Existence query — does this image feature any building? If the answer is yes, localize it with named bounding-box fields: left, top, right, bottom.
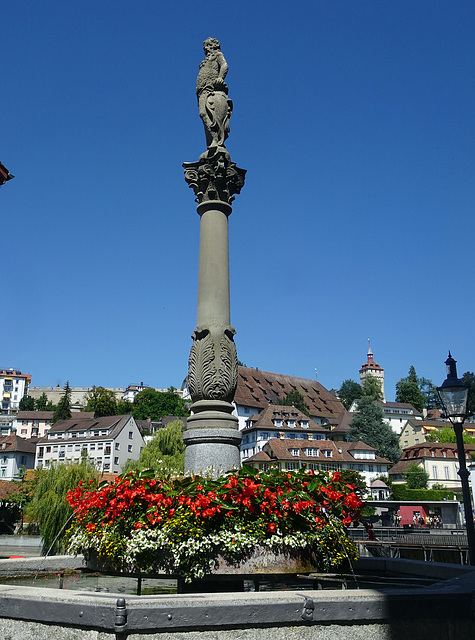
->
left=240, top=404, right=329, bottom=461
left=327, top=411, right=354, bottom=442
left=348, top=400, right=422, bottom=436
left=233, top=366, right=345, bottom=431
left=0, top=369, right=32, bottom=415
left=12, top=411, right=55, bottom=438
left=399, top=418, right=452, bottom=449
left=28, top=385, right=183, bottom=409
left=244, top=438, right=391, bottom=487
left=35, top=414, right=144, bottom=473
left=359, top=343, right=385, bottom=402
left=0, top=435, right=36, bottom=480
left=389, top=442, right=475, bottom=491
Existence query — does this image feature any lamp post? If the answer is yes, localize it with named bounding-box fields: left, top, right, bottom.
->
left=437, top=352, right=475, bottom=565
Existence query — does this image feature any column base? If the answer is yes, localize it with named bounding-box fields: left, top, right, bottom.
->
left=183, top=427, right=242, bottom=477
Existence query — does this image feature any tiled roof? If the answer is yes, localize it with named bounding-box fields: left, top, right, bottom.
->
left=243, top=404, right=328, bottom=435
left=263, top=438, right=391, bottom=465
left=235, top=367, right=345, bottom=419
left=16, top=411, right=55, bottom=420
left=0, top=434, right=36, bottom=454
left=38, top=415, right=135, bottom=443
left=329, top=411, right=354, bottom=434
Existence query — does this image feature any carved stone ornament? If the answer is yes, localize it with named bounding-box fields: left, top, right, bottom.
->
left=188, top=324, right=238, bottom=403
left=196, top=37, right=233, bottom=152
left=183, top=152, right=246, bottom=205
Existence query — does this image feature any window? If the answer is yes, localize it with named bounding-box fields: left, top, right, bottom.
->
left=53, top=445, right=58, bottom=452
left=114, top=457, right=119, bottom=465
left=128, top=431, right=133, bottom=439
left=115, top=443, right=120, bottom=450
left=444, top=466, right=450, bottom=480
left=304, top=448, right=319, bottom=457
left=286, top=462, right=297, bottom=470
left=38, top=447, right=44, bottom=457
left=322, top=450, right=332, bottom=458
left=432, top=466, right=438, bottom=479
left=46, top=446, right=51, bottom=453
left=90, top=444, right=95, bottom=451
left=290, top=448, right=300, bottom=457
left=21, top=429, right=27, bottom=435
left=128, top=445, right=133, bottom=453
left=75, top=444, right=80, bottom=451
left=287, top=420, right=296, bottom=428
left=300, top=421, right=309, bottom=429
left=273, top=420, right=283, bottom=427
left=368, top=465, right=374, bottom=472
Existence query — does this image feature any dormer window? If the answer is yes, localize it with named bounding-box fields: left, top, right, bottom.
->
left=322, top=450, right=332, bottom=458
left=304, top=448, right=319, bottom=457
left=287, top=420, right=296, bottom=428
left=300, top=421, right=309, bottom=429
left=290, top=448, right=300, bottom=457
left=273, top=419, right=283, bottom=427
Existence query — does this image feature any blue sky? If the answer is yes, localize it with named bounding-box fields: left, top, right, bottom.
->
left=2, top=2, right=474, bottom=400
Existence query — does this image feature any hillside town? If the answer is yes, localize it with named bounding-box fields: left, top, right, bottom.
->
left=1, top=345, right=474, bottom=518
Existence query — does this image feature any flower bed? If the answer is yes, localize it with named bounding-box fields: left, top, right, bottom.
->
left=65, top=467, right=363, bottom=583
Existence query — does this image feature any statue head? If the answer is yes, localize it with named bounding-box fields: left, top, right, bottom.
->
left=203, top=38, right=221, bottom=55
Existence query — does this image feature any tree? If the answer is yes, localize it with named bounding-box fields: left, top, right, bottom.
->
left=426, top=426, right=475, bottom=444
left=395, top=365, right=437, bottom=412
left=132, top=388, right=188, bottom=421
left=403, top=463, right=429, bottom=489
left=278, top=390, right=309, bottom=415
left=18, top=396, right=35, bottom=411
left=84, top=386, right=118, bottom=417
left=338, top=469, right=367, bottom=497
left=117, top=399, right=133, bottom=415
left=53, top=381, right=72, bottom=423
left=360, top=375, right=383, bottom=401
left=124, top=419, right=185, bottom=474
left=35, top=392, right=49, bottom=411
left=26, top=459, right=98, bottom=554
left=338, top=379, right=362, bottom=410
left=348, top=396, right=401, bottom=463
left=462, top=372, right=475, bottom=417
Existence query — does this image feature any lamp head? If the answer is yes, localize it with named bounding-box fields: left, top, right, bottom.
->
left=437, top=352, right=468, bottom=419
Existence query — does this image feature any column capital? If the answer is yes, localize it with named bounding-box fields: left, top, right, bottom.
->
left=183, top=151, right=246, bottom=206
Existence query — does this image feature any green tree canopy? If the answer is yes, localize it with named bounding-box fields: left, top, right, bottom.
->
left=26, top=459, right=98, bottom=554
left=338, top=379, right=362, bottom=410
left=426, top=426, right=475, bottom=444
left=338, top=469, right=367, bottom=497
left=403, top=463, right=429, bottom=489
left=18, top=396, right=35, bottom=411
left=124, top=419, right=185, bottom=475
left=348, top=396, right=401, bottom=463
left=132, top=388, right=188, bottom=421
left=53, top=381, right=72, bottom=423
left=84, top=386, right=118, bottom=417
left=360, top=375, right=384, bottom=401
left=117, top=399, right=133, bottom=415
left=35, top=392, right=49, bottom=411
left=277, top=390, right=309, bottom=415
left=395, top=366, right=437, bottom=412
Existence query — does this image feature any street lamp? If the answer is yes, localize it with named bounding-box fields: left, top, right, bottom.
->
left=437, top=352, right=475, bottom=565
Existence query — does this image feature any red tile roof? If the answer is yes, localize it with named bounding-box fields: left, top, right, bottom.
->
left=235, top=367, right=345, bottom=419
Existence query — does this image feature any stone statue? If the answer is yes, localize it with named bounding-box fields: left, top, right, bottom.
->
left=196, top=38, right=233, bottom=154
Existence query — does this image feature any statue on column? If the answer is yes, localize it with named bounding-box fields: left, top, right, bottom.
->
left=196, top=38, right=233, bottom=156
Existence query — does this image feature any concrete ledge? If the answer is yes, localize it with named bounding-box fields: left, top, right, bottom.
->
left=0, top=554, right=86, bottom=577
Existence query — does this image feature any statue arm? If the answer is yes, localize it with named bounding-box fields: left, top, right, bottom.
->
left=215, top=52, right=229, bottom=86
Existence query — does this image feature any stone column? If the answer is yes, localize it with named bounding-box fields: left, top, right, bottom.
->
left=183, top=152, right=246, bottom=476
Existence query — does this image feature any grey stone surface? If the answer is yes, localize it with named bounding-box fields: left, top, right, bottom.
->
left=0, top=554, right=85, bottom=577
left=196, top=38, right=232, bottom=154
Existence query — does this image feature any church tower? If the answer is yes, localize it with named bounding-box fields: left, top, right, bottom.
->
left=359, top=341, right=385, bottom=402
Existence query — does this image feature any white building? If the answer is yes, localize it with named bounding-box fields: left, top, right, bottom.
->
left=0, top=369, right=31, bottom=415
left=35, top=414, right=144, bottom=474
left=13, top=411, right=55, bottom=438
left=0, top=435, right=36, bottom=480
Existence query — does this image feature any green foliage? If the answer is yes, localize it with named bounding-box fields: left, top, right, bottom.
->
left=26, top=460, right=98, bottom=554
left=18, top=396, right=35, bottom=411
left=117, top=400, right=133, bottom=415
left=35, top=392, right=49, bottom=411
left=426, top=426, right=475, bottom=444
left=395, top=366, right=437, bottom=412
left=277, top=390, right=309, bottom=415
left=349, top=396, right=401, bottom=463
left=462, top=372, right=475, bottom=417
left=402, top=463, right=429, bottom=489
left=132, top=388, right=188, bottom=421
left=338, top=469, right=367, bottom=496
left=53, top=381, right=72, bottom=423
left=391, top=484, right=454, bottom=502
left=125, top=419, right=185, bottom=474
left=360, top=376, right=383, bottom=401
left=338, top=379, right=362, bottom=410
left=84, top=386, right=118, bottom=417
